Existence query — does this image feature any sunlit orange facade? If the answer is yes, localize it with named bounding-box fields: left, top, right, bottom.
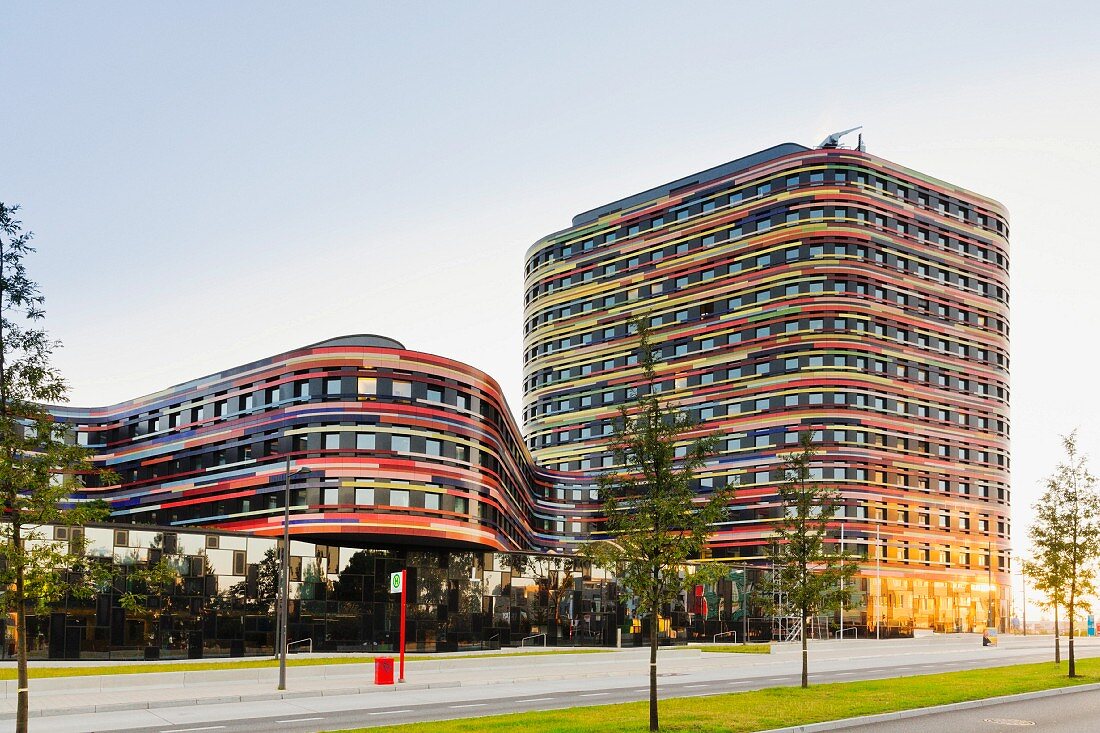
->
left=522, top=142, right=1010, bottom=631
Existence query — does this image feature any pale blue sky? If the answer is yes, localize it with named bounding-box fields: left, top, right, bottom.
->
left=4, top=2, right=1100, bottom=577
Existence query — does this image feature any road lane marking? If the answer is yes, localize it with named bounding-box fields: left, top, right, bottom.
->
left=368, top=710, right=411, bottom=715
left=684, top=684, right=709, bottom=688
left=162, top=728, right=225, bottom=733
left=580, top=693, right=610, bottom=697
left=276, top=718, right=325, bottom=724
left=449, top=703, right=488, bottom=708
left=516, top=697, right=556, bottom=703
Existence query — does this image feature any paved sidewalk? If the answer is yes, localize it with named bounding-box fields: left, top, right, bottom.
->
left=0, top=634, right=1093, bottom=721
left=0, top=648, right=696, bottom=718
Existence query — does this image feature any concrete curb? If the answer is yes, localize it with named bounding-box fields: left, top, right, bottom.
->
left=758, top=682, right=1100, bottom=733
left=2, top=681, right=451, bottom=719
left=0, top=668, right=649, bottom=720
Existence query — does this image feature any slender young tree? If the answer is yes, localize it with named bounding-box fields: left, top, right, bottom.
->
left=763, top=431, right=857, bottom=688
left=1022, top=554, right=1067, bottom=664
left=0, top=202, right=109, bottom=733
left=583, top=322, right=731, bottom=732
left=1025, top=431, right=1100, bottom=676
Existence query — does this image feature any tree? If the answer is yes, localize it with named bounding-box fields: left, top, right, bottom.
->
left=1022, top=553, right=1067, bottom=663
left=118, top=556, right=183, bottom=648
left=582, top=322, right=731, bottom=732
left=503, top=553, right=578, bottom=640
left=763, top=431, right=857, bottom=688
left=227, top=546, right=280, bottom=612
left=0, top=202, right=110, bottom=733
left=1024, top=431, right=1100, bottom=676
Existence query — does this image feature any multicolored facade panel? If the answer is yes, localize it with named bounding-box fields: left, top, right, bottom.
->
left=521, top=143, right=1011, bottom=631
left=50, top=141, right=1011, bottom=632
left=52, top=336, right=597, bottom=555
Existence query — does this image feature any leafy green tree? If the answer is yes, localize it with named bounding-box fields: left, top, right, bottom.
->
left=1024, top=431, right=1100, bottom=676
left=582, top=322, right=730, bottom=732
left=763, top=431, right=857, bottom=688
left=0, top=202, right=110, bottom=732
left=119, top=556, right=182, bottom=647
left=228, top=546, right=280, bottom=611
left=503, top=553, right=577, bottom=638
left=1022, top=553, right=1067, bottom=663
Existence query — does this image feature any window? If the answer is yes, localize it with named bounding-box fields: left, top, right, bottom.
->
left=425, top=439, right=442, bottom=456
left=358, top=377, right=377, bottom=395
left=114, top=530, right=129, bottom=547
left=324, top=433, right=340, bottom=450
left=390, top=490, right=410, bottom=507
left=426, top=386, right=443, bottom=402
left=325, top=378, right=341, bottom=396
left=424, top=493, right=440, bottom=511
left=355, top=487, right=375, bottom=505
left=323, top=487, right=339, bottom=505
left=391, top=435, right=411, bottom=452
left=392, top=381, right=412, bottom=398
left=233, top=551, right=246, bottom=576
left=356, top=433, right=375, bottom=450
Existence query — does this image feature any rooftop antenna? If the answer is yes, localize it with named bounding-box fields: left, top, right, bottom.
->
left=818, top=126, right=863, bottom=149
left=857, top=133, right=865, bottom=152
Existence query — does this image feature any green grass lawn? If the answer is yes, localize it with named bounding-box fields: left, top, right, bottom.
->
left=699, top=644, right=771, bottom=654
left=334, top=657, right=1100, bottom=733
left=0, top=648, right=610, bottom=680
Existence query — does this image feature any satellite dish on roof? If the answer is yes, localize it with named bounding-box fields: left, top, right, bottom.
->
left=818, top=126, right=863, bottom=149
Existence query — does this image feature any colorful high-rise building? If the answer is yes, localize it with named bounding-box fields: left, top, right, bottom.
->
left=522, top=140, right=1010, bottom=631
left=50, top=137, right=1010, bottom=634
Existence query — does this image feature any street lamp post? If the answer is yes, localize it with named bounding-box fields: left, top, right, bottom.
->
left=839, top=523, right=845, bottom=642
left=986, top=541, right=993, bottom=630
left=278, top=455, right=308, bottom=691
left=875, top=525, right=881, bottom=641
left=1022, top=570, right=1028, bottom=636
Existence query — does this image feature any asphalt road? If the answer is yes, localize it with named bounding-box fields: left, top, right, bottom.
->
left=48, top=648, right=1098, bottom=733
left=841, top=686, right=1100, bottom=732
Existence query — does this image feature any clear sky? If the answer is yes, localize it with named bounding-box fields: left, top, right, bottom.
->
left=3, top=2, right=1099, bottom=592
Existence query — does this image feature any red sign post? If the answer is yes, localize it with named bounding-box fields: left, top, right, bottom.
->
left=399, top=569, right=407, bottom=682
left=389, top=570, right=408, bottom=683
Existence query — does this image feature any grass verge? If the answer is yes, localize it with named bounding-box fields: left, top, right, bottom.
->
left=0, top=648, right=610, bottom=680
left=699, top=644, right=771, bottom=655
left=334, top=656, right=1100, bottom=733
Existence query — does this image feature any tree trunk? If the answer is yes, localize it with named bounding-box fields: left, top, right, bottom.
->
left=14, top=523, right=29, bottom=733
left=1054, top=601, right=1061, bottom=664
left=649, top=592, right=659, bottom=731
left=801, top=610, right=809, bottom=688
left=1068, top=597, right=1077, bottom=677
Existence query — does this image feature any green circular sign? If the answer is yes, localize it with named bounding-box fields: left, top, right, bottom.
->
left=391, top=572, right=401, bottom=591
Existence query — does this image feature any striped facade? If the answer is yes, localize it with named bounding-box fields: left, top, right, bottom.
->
left=521, top=142, right=1011, bottom=631
left=54, top=336, right=596, bottom=554
left=49, top=140, right=1011, bottom=632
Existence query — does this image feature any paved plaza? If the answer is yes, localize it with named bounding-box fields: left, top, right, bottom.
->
left=0, top=635, right=1093, bottom=733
